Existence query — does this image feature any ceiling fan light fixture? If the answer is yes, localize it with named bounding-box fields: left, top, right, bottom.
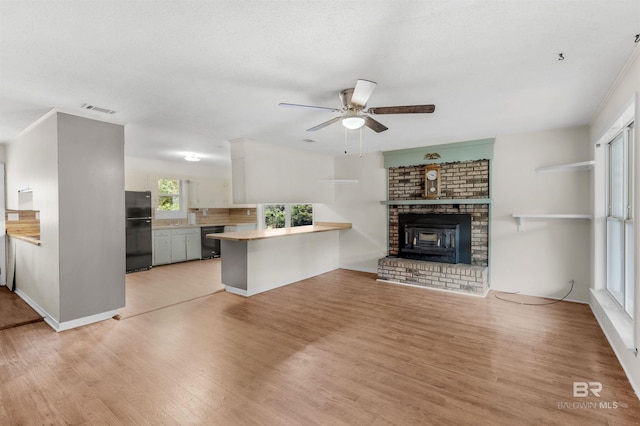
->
left=342, top=116, right=365, bottom=130
left=184, top=154, right=201, bottom=162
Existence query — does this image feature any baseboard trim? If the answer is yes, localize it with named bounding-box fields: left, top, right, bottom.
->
left=54, top=310, right=119, bottom=332
left=224, top=286, right=249, bottom=297
left=14, top=288, right=49, bottom=317
left=14, top=288, right=118, bottom=332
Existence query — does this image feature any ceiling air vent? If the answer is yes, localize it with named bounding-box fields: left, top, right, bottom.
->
left=80, top=103, right=116, bottom=114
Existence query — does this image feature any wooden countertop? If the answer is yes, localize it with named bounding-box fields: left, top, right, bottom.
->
left=8, top=233, right=42, bottom=246
left=207, top=222, right=352, bottom=241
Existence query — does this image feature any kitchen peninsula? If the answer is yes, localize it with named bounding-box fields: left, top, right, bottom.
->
left=210, top=222, right=351, bottom=296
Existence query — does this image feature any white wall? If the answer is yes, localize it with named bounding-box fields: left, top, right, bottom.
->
left=125, top=156, right=231, bottom=183
left=5, top=111, right=61, bottom=319
left=314, top=153, right=388, bottom=272
left=491, top=126, right=592, bottom=302
left=57, top=113, right=125, bottom=322
left=230, top=138, right=334, bottom=204
left=246, top=231, right=340, bottom=295
left=125, top=156, right=232, bottom=211
left=5, top=111, right=126, bottom=328
left=225, top=141, right=386, bottom=272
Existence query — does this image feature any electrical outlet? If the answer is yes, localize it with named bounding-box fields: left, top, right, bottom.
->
left=246, top=209, right=250, bottom=216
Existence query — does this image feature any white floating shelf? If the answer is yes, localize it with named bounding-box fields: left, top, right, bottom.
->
left=511, top=213, right=593, bottom=231
left=535, top=160, right=595, bottom=173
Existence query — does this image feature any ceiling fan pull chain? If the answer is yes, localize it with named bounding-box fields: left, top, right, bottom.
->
left=359, top=128, right=363, bottom=157
left=344, top=127, right=348, bottom=154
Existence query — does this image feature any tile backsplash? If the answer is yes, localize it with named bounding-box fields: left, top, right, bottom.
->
left=5, top=209, right=41, bottom=237
left=152, top=208, right=257, bottom=227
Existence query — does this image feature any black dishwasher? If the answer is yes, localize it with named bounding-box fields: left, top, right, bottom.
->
left=201, top=226, right=225, bottom=259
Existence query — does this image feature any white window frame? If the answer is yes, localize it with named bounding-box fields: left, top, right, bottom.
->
left=155, top=179, right=188, bottom=220
left=606, top=121, right=635, bottom=318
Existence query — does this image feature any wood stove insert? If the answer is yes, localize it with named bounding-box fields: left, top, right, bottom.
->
left=398, top=213, right=472, bottom=264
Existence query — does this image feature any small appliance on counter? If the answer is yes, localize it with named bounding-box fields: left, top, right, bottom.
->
left=125, top=191, right=152, bottom=272
left=188, top=212, right=196, bottom=225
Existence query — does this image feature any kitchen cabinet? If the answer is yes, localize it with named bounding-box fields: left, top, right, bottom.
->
left=170, top=232, right=188, bottom=262
left=170, top=228, right=201, bottom=262
left=153, top=227, right=200, bottom=265
left=153, top=230, right=172, bottom=265
left=188, top=179, right=232, bottom=208
left=125, top=171, right=150, bottom=191
left=186, top=230, right=200, bottom=260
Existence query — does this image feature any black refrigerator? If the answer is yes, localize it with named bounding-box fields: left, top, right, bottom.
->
left=125, top=191, right=152, bottom=272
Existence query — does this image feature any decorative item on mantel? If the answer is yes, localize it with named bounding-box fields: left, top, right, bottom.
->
left=423, top=152, right=441, bottom=160
left=424, top=164, right=441, bottom=199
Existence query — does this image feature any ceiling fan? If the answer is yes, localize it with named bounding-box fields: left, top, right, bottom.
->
left=279, top=79, right=435, bottom=133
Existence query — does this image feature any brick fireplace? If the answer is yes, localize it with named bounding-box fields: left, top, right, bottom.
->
left=378, top=158, right=491, bottom=295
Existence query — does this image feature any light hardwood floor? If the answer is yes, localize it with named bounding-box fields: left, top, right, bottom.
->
left=118, top=259, right=224, bottom=319
left=0, top=269, right=638, bottom=425
left=0, top=286, right=42, bottom=330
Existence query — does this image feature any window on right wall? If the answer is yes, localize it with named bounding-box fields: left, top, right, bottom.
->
left=606, top=121, right=635, bottom=318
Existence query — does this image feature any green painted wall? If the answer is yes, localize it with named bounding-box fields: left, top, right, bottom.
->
left=383, top=138, right=495, bottom=168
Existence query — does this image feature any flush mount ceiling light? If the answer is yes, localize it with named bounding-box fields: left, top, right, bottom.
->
left=184, top=154, right=201, bottom=162
left=341, top=113, right=365, bottom=130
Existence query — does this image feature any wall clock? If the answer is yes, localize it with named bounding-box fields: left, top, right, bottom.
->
left=425, top=164, right=441, bottom=199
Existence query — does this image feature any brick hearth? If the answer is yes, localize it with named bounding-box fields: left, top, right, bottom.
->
left=378, top=257, right=489, bottom=296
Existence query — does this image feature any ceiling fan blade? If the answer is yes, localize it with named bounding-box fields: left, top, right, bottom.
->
left=279, top=103, right=341, bottom=113
left=350, top=79, right=377, bottom=107
left=364, top=116, right=388, bottom=133
left=367, top=104, right=436, bottom=114
left=307, top=116, right=342, bottom=131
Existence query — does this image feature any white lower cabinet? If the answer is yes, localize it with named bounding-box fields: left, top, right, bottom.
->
left=170, top=233, right=188, bottom=263
left=186, top=231, right=201, bottom=260
left=153, top=227, right=201, bottom=265
left=153, top=230, right=172, bottom=265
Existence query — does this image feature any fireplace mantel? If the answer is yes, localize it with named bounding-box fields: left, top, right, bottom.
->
left=381, top=198, right=492, bottom=205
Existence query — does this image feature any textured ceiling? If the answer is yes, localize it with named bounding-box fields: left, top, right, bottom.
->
left=1, top=0, right=639, bottom=167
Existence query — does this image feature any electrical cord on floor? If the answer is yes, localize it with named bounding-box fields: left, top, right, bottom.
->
left=494, top=280, right=574, bottom=306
